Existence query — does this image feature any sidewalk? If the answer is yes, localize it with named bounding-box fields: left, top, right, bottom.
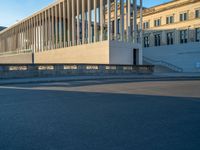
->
left=0, top=73, right=200, bottom=85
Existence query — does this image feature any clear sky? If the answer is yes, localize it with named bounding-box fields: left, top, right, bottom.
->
left=0, top=0, right=171, bottom=27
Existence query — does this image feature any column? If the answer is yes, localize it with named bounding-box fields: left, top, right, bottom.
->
left=34, top=17, right=36, bottom=53
left=139, top=0, right=143, bottom=65
left=48, top=8, right=51, bottom=50
left=94, top=0, right=97, bottom=42
left=55, top=5, right=58, bottom=48
left=59, top=2, right=63, bottom=48
left=77, top=0, right=80, bottom=44
left=127, top=0, right=131, bottom=42
left=133, top=0, right=137, bottom=44
left=100, top=0, right=103, bottom=41
left=45, top=11, right=48, bottom=50
left=22, top=23, right=24, bottom=50
left=120, top=0, right=124, bottom=41
left=67, top=0, right=71, bottom=46
left=126, top=0, right=128, bottom=41
left=32, top=18, right=34, bottom=52
left=38, top=14, right=41, bottom=52
left=41, top=13, right=44, bottom=51
left=63, top=0, right=66, bottom=47
left=114, top=0, right=118, bottom=40
left=82, top=0, right=85, bottom=44
left=107, top=0, right=111, bottom=41
left=140, top=0, right=143, bottom=45
left=37, top=15, right=39, bottom=52
left=72, top=0, right=75, bottom=45
left=25, top=22, right=27, bottom=50
left=52, top=7, right=55, bottom=49
left=28, top=20, right=30, bottom=51
left=88, top=0, right=91, bottom=43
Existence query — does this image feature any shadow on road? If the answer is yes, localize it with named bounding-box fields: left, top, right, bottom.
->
left=0, top=86, right=200, bottom=150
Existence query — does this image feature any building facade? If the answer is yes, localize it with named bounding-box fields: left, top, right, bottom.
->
left=141, top=0, right=200, bottom=72
left=0, top=0, right=143, bottom=65
left=0, top=0, right=199, bottom=68
left=140, top=0, right=200, bottom=48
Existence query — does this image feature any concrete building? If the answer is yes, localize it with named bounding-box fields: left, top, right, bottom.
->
left=139, top=0, right=200, bottom=72
left=0, top=0, right=143, bottom=65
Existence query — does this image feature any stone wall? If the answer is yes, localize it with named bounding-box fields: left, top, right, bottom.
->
left=0, top=64, right=154, bottom=79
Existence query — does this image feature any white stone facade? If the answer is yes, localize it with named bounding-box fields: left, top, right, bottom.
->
left=0, top=0, right=143, bottom=65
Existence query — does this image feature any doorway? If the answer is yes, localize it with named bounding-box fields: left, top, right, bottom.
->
left=133, top=49, right=139, bottom=65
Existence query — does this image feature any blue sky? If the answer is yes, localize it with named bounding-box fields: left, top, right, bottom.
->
left=0, top=0, right=171, bottom=27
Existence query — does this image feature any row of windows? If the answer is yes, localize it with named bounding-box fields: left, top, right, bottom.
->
left=143, top=28, right=200, bottom=47
left=143, top=9, right=200, bottom=29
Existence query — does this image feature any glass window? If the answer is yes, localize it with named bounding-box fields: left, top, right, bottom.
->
left=143, top=22, right=149, bottom=29
left=180, top=30, right=188, bottom=43
left=144, top=36, right=150, bottom=47
left=154, top=19, right=161, bottom=27
left=180, top=12, right=188, bottom=21
left=196, top=28, right=200, bottom=42
left=166, top=16, right=174, bottom=24
left=154, top=34, right=161, bottom=46
left=195, top=10, right=200, bottom=18
left=167, top=32, right=174, bottom=45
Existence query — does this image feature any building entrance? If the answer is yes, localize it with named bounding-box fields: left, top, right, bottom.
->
left=133, top=49, right=139, bottom=65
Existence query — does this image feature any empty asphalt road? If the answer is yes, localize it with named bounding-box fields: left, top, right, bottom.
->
left=0, top=79, right=200, bottom=150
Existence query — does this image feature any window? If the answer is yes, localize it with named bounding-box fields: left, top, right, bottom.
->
left=143, top=22, right=149, bottom=29
left=195, top=9, right=200, bottom=18
left=180, top=30, right=188, bottom=43
left=166, top=16, right=174, bottom=24
left=180, top=12, right=188, bottom=21
left=154, top=34, right=161, bottom=46
left=144, top=36, right=150, bottom=47
left=154, top=19, right=161, bottom=27
left=196, top=28, right=200, bottom=42
left=167, top=32, right=174, bottom=45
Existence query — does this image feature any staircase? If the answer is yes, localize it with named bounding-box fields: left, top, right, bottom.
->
left=143, top=56, right=183, bottom=73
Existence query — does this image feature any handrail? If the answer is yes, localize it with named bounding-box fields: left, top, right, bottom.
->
left=143, top=56, right=183, bottom=72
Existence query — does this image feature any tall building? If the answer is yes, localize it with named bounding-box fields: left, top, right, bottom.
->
left=0, top=0, right=143, bottom=65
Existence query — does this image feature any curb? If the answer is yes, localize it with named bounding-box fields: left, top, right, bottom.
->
left=0, top=75, right=200, bottom=85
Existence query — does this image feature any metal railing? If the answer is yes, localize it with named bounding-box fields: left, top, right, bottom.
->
left=143, top=56, right=183, bottom=72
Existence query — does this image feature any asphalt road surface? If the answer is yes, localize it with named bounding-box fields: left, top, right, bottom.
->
left=0, top=79, right=200, bottom=150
